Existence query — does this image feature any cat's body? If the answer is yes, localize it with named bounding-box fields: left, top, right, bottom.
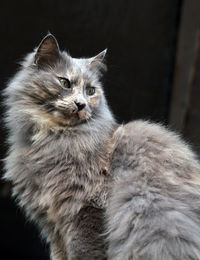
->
left=3, top=34, right=200, bottom=260
left=5, top=120, right=112, bottom=259
left=108, top=121, right=200, bottom=260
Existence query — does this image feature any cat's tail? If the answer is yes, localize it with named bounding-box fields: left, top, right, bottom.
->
left=106, top=120, right=200, bottom=260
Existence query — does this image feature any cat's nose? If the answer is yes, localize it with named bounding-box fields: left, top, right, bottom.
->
left=74, top=101, right=86, bottom=111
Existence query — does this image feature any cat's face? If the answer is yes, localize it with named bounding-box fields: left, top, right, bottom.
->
left=13, top=34, right=108, bottom=129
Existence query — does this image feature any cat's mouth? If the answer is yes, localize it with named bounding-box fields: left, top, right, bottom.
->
left=54, top=101, right=91, bottom=120
left=50, top=108, right=91, bottom=127
left=74, top=110, right=92, bottom=125
left=77, top=110, right=90, bottom=120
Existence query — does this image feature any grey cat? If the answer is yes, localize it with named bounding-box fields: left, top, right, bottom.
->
left=3, top=34, right=200, bottom=260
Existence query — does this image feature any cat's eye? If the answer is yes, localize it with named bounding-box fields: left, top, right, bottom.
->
left=86, top=86, right=95, bottom=96
left=58, top=77, right=71, bottom=89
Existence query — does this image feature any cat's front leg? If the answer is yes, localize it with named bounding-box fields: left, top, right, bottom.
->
left=62, top=206, right=107, bottom=260
left=50, top=232, right=68, bottom=260
left=50, top=244, right=67, bottom=260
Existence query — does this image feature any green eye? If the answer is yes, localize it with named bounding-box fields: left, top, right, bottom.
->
left=59, top=78, right=71, bottom=88
left=86, top=86, right=95, bottom=96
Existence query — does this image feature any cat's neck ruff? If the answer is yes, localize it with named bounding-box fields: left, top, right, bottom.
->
left=30, top=115, right=115, bottom=154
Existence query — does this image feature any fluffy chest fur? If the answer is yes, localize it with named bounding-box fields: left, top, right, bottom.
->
left=6, top=130, right=111, bottom=226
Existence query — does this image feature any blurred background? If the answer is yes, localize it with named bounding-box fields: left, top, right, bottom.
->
left=1, top=0, right=200, bottom=259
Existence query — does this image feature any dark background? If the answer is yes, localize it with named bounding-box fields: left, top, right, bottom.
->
left=1, top=0, right=200, bottom=259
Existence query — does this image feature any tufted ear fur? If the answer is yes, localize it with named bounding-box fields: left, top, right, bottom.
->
left=89, top=49, right=107, bottom=71
left=34, top=34, right=60, bottom=68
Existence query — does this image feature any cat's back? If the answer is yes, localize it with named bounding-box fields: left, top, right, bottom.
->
left=107, top=120, right=200, bottom=260
left=110, top=120, right=200, bottom=181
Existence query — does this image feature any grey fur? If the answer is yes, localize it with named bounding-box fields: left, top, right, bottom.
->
left=3, top=35, right=200, bottom=260
left=3, top=34, right=115, bottom=260
left=107, top=121, right=200, bottom=260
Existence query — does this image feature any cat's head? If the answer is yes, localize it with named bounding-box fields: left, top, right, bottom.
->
left=6, top=34, right=114, bottom=133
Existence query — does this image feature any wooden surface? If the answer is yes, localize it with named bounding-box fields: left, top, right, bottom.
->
left=169, top=0, right=200, bottom=153
left=183, top=31, right=200, bottom=153
left=169, top=0, right=200, bottom=130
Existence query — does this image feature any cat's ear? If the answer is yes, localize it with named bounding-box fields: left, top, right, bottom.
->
left=88, top=49, right=107, bottom=71
left=91, top=49, right=107, bottom=64
left=34, top=34, right=60, bottom=67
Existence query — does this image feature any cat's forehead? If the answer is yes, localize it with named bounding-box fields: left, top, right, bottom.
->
left=55, top=52, right=101, bottom=84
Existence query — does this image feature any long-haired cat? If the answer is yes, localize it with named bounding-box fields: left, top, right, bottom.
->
left=3, top=34, right=200, bottom=260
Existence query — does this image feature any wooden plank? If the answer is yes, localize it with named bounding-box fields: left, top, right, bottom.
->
left=169, top=0, right=200, bottom=131
left=183, top=30, right=200, bottom=153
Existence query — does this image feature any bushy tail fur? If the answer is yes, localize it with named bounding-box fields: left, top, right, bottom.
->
left=106, top=120, right=200, bottom=260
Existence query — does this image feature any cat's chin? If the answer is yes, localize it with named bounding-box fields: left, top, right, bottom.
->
left=49, top=109, right=91, bottom=127
left=50, top=112, right=92, bottom=129
left=65, top=118, right=90, bottom=127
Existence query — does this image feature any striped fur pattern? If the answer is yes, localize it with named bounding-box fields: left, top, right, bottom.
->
left=3, top=35, right=200, bottom=260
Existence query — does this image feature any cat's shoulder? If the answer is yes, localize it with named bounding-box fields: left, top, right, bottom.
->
left=111, top=119, right=197, bottom=161
left=112, top=119, right=180, bottom=144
